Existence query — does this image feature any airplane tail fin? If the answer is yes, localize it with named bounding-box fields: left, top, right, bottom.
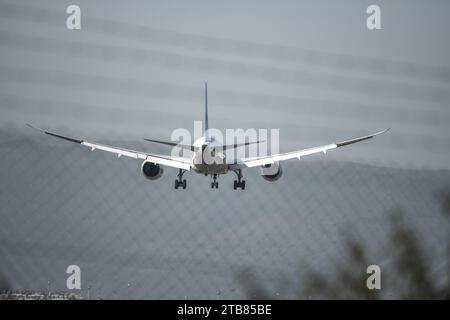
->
left=204, top=82, right=208, bottom=139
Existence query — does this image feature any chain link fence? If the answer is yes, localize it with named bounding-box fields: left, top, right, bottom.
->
left=0, top=0, right=449, bottom=299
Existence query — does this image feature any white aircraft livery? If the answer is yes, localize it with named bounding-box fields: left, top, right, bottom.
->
left=27, top=83, right=389, bottom=190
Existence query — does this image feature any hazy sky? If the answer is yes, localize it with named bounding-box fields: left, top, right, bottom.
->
left=1, top=0, right=449, bottom=169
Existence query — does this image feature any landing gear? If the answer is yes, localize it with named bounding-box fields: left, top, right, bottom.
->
left=233, top=180, right=245, bottom=190
left=211, top=174, right=219, bottom=189
left=174, top=169, right=187, bottom=189
left=233, top=169, right=246, bottom=190
left=175, top=179, right=187, bottom=189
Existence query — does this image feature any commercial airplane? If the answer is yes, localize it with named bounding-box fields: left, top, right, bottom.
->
left=27, top=83, right=389, bottom=190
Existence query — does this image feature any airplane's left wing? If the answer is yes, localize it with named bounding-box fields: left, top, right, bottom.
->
left=229, top=129, right=389, bottom=170
left=27, top=124, right=191, bottom=170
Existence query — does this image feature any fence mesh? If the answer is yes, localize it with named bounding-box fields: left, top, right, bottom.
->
left=0, top=0, right=449, bottom=299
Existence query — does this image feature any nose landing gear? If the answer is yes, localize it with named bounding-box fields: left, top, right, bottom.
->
left=174, top=169, right=187, bottom=189
left=211, top=174, right=219, bottom=189
left=233, top=169, right=245, bottom=190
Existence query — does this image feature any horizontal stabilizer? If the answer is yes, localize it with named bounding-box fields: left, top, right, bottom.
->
left=220, top=140, right=265, bottom=151
left=143, top=138, right=195, bottom=151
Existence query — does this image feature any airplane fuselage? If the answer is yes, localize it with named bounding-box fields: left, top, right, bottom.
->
left=191, top=138, right=229, bottom=175
left=191, top=155, right=228, bottom=175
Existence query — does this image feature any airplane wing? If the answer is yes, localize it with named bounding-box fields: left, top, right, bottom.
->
left=228, top=129, right=389, bottom=170
left=27, top=124, right=191, bottom=170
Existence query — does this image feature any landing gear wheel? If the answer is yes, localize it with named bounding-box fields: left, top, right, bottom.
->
left=211, top=182, right=219, bottom=189
left=175, top=169, right=187, bottom=190
left=233, top=180, right=246, bottom=190
left=233, top=169, right=246, bottom=190
left=211, top=174, right=219, bottom=189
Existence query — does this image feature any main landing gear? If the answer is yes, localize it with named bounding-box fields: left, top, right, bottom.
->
left=174, top=169, right=187, bottom=189
left=211, top=174, right=219, bottom=189
left=233, top=169, right=245, bottom=190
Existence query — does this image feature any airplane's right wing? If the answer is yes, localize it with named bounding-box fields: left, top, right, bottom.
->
left=229, top=129, right=389, bottom=170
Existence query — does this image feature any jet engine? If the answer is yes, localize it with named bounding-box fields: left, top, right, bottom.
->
left=141, top=161, right=164, bottom=180
left=260, top=162, right=282, bottom=182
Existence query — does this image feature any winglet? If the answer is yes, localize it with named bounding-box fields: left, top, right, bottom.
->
left=336, top=128, right=390, bottom=147
left=26, top=123, right=83, bottom=144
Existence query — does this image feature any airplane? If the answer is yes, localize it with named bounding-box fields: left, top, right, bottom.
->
left=27, top=83, right=389, bottom=190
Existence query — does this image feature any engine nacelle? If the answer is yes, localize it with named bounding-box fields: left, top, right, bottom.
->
left=260, top=162, right=283, bottom=182
left=141, top=161, right=164, bottom=180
